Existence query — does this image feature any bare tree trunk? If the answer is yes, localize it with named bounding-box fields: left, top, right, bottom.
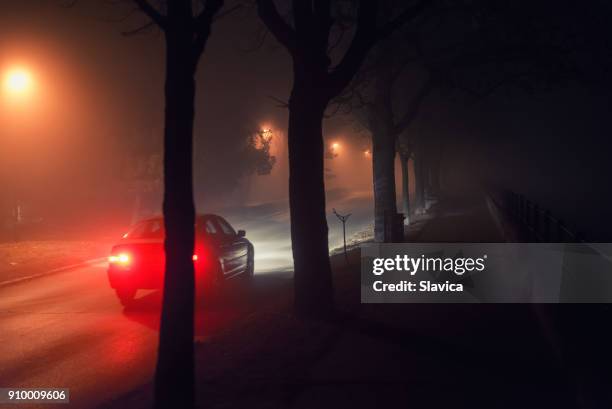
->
left=155, top=29, right=196, bottom=409
left=256, top=0, right=426, bottom=318
left=288, top=86, right=333, bottom=319
left=372, top=130, right=398, bottom=242
left=414, top=152, right=426, bottom=214
left=430, top=155, right=441, bottom=196
left=400, top=152, right=411, bottom=225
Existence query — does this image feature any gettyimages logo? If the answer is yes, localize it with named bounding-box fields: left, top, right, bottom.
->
left=371, top=254, right=488, bottom=276
left=363, top=243, right=612, bottom=303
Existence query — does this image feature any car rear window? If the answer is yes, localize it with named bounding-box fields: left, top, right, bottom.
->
left=203, top=219, right=218, bottom=235
left=127, top=220, right=165, bottom=239
left=216, top=217, right=236, bottom=236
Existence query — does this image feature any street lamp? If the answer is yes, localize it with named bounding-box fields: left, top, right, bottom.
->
left=261, top=128, right=273, bottom=142
left=5, top=69, right=32, bottom=93
left=332, top=208, right=351, bottom=264
left=329, top=142, right=340, bottom=158
left=2, top=66, right=36, bottom=241
left=3, top=67, right=34, bottom=99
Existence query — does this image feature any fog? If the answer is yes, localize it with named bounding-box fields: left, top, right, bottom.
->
left=0, top=1, right=382, bottom=270
left=217, top=132, right=378, bottom=271
left=1, top=1, right=612, bottom=272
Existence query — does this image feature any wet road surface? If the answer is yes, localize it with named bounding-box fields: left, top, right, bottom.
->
left=0, top=262, right=291, bottom=409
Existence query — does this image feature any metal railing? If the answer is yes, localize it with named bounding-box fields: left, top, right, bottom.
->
left=501, top=190, right=585, bottom=243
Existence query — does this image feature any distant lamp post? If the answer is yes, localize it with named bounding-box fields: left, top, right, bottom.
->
left=2, top=66, right=36, bottom=241
left=326, top=141, right=340, bottom=159
left=333, top=208, right=351, bottom=263
left=261, top=128, right=273, bottom=142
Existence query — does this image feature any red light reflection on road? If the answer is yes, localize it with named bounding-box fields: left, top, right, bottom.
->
left=121, top=290, right=241, bottom=339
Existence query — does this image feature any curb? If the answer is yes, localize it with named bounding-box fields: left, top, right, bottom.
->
left=0, top=257, right=107, bottom=288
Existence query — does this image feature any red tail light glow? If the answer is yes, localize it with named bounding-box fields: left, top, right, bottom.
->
left=109, top=252, right=198, bottom=266
left=109, top=253, right=131, bottom=266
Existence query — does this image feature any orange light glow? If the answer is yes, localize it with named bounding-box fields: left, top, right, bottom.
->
left=364, top=149, right=371, bottom=157
left=192, top=254, right=198, bottom=261
left=261, top=128, right=272, bottom=140
left=332, top=142, right=340, bottom=150
left=4, top=68, right=33, bottom=95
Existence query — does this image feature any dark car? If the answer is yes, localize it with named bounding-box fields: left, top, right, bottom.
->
left=107, top=214, right=254, bottom=305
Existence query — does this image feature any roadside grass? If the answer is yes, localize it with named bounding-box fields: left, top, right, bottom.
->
left=0, top=240, right=112, bottom=284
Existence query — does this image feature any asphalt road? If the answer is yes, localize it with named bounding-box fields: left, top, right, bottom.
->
left=0, top=262, right=291, bottom=409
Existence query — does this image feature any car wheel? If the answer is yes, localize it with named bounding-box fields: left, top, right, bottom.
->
left=116, top=287, right=136, bottom=306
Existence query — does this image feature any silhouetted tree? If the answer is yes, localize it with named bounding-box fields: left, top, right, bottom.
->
left=413, top=138, right=426, bottom=213
left=339, top=59, right=432, bottom=240
left=340, top=0, right=612, bottom=241
left=328, top=2, right=439, bottom=241
left=128, top=1, right=225, bottom=408
left=256, top=0, right=427, bottom=318
left=234, top=128, right=277, bottom=203
left=242, top=127, right=277, bottom=176
left=397, top=132, right=413, bottom=224
left=405, top=127, right=439, bottom=216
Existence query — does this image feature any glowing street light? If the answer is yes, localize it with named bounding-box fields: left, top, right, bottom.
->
left=364, top=149, right=371, bottom=157
left=2, top=66, right=37, bottom=241
left=261, top=128, right=273, bottom=143
left=3, top=68, right=34, bottom=97
left=327, top=141, right=341, bottom=158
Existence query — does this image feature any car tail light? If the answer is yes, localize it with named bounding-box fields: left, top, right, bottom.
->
left=109, top=252, right=198, bottom=265
left=109, top=253, right=131, bottom=266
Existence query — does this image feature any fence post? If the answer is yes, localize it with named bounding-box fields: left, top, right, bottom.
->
left=544, top=210, right=551, bottom=242
left=533, top=204, right=540, bottom=241
left=512, top=194, right=584, bottom=243
left=525, top=199, right=531, bottom=228
left=557, top=219, right=566, bottom=243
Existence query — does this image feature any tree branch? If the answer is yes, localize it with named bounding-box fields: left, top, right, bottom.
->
left=313, top=0, right=331, bottom=25
left=192, top=0, right=225, bottom=67
left=375, top=0, right=428, bottom=42
left=327, top=1, right=378, bottom=97
left=267, top=95, right=289, bottom=108
left=293, top=0, right=313, bottom=37
left=122, top=20, right=157, bottom=36
left=256, top=0, right=297, bottom=53
left=328, top=1, right=428, bottom=98
left=213, top=2, right=243, bottom=21
left=455, top=69, right=534, bottom=100
left=393, top=77, right=433, bottom=135
left=194, top=0, right=224, bottom=30
left=313, top=0, right=332, bottom=48
left=132, top=0, right=167, bottom=29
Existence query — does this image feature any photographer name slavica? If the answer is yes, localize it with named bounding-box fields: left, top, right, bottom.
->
left=370, top=254, right=487, bottom=292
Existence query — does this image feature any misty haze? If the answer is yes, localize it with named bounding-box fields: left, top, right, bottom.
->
left=1, top=1, right=612, bottom=409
